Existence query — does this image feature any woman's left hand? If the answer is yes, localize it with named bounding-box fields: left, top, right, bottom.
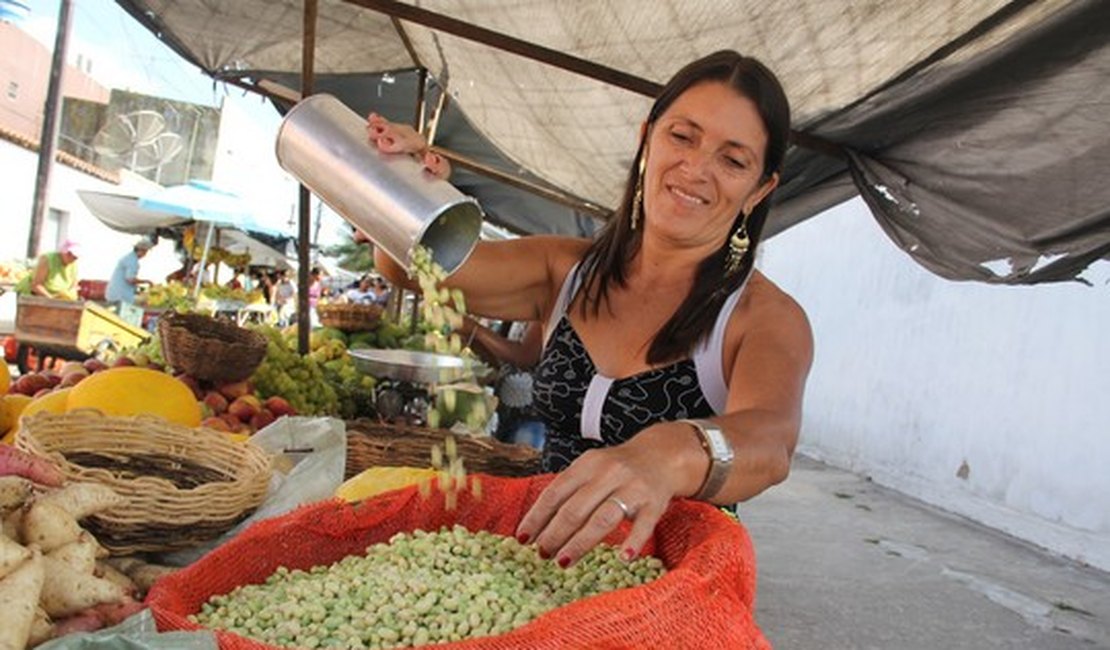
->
left=515, top=431, right=694, bottom=567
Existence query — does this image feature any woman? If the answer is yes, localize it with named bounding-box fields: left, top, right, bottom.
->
left=370, top=51, right=813, bottom=568
left=16, top=240, right=81, bottom=300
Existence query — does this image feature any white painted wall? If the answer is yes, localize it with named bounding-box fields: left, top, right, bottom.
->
left=760, top=197, right=1110, bottom=572
left=0, top=142, right=180, bottom=281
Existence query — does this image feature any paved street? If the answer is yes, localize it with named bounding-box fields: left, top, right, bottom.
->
left=742, top=456, right=1109, bottom=649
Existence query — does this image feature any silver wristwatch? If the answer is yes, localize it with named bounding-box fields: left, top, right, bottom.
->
left=681, top=419, right=735, bottom=501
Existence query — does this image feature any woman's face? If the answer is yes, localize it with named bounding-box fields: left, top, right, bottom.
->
left=642, top=81, right=778, bottom=248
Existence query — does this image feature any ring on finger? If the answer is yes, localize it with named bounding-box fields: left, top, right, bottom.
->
left=607, top=495, right=634, bottom=520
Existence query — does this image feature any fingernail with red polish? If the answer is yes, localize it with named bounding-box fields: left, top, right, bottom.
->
left=620, top=548, right=636, bottom=562
left=516, top=532, right=531, bottom=544
left=557, top=555, right=572, bottom=569
left=538, top=547, right=551, bottom=560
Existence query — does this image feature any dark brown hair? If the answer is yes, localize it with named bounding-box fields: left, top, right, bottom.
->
left=575, top=50, right=791, bottom=364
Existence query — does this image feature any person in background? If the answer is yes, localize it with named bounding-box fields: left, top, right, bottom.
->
left=345, top=275, right=376, bottom=304
left=15, top=240, right=81, bottom=300
left=105, top=238, right=154, bottom=305
left=370, top=277, right=393, bottom=306
left=456, top=317, right=547, bottom=448
left=369, top=50, right=813, bottom=567
left=271, top=270, right=297, bottom=325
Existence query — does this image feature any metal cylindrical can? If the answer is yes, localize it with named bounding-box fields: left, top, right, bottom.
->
left=275, top=94, right=482, bottom=276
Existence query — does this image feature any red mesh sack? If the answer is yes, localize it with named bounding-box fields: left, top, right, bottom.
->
left=147, top=474, right=770, bottom=649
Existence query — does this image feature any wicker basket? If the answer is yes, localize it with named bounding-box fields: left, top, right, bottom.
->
left=345, top=419, right=542, bottom=480
left=16, top=410, right=273, bottom=555
left=317, top=303, right=384, bottom=332
left=158, top=311, right=267, bottom=383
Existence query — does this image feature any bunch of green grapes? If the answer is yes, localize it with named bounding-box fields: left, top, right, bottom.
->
left=251, top=326, right=341, bottom=416
left=123, top=332, right=166, bottom=367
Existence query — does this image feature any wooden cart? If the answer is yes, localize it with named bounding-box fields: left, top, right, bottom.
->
left=14, top=296, right=150, bottom=373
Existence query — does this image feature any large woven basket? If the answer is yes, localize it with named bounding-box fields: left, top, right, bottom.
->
left=158, top=311, right=267, bottom=383
left=16, top=410, right=273, bottom=555
left=344, top=419, right=542, bottom=480
left=316, top=303, right=383, bottom=332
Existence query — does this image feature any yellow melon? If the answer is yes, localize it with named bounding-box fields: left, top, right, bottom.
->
left=1, top=392, right=45, bottom=444
left=0, top=362, right=10, bottom=395
left=67, top=367, right=201, bottom=427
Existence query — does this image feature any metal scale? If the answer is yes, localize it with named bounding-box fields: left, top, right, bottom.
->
left=349, top=348, right=491, bottom=425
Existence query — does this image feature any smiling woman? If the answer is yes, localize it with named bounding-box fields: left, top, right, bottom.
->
left=368, top=50, right=813, bottom=570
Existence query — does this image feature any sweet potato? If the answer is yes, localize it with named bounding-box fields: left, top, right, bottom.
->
left=91, top=596, right=145, bottom=626
left=0, top=445, right=64, bottom=487
left=40, top=554, right=126, bottom=618
left=106, top=556, right=178, bottom=593
left=0, top=532, right=31, bottom=580
left=0, top=548, right=44, bottom=650
left=1, top=508, right=21, bottom=541
left=93, top=560, right=137, bottom=597
left=48, top=610, right=103, bottom=638
left=46, top=532, right=99, bottom=575
left=39, top=483, right=123, bottom=519
left=0, top=476, right=33, bottom=511
left=27, top=607, right=53, bottom=648
left=20, top=500, right=81, bottom=552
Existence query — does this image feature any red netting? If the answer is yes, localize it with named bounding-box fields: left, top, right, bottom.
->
left=146, top=474, right=769, bottom=649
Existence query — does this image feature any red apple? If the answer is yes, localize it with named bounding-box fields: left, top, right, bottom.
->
left=218, top=380, right=252, bottom=401
left=263, top=396, right=297, bottom=417
left=33, top=387, right=53, bottom=398
left=200, top=416, right=233, bottom=432
left=82, top=358, right=108, bottom=373
left=175, top=374, right=204, bottom=400
left=59, top=372, right=86, bottom=388
left=249, top=408, right=276, bottom=431
left=202, top=391, right=229, bottom=415
left=15, top=374, right=51, bottom=396
left=227, top=395, right=262, bottom=423
left=112, top=356, right=135, bottom=368
left=40, top=371, right=62, bottom=388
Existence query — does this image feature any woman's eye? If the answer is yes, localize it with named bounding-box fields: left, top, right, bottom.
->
left=671, top=131, right=692, bottom=143
left=724, top=156, right=746, bottom=169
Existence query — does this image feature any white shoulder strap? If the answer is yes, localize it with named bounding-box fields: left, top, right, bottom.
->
left=692, top=282, right=747, bottom=414
left=542, top=261, right=581, bottom=350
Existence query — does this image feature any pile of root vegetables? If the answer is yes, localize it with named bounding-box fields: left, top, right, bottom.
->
left=0, top=445, right=175, bottom=649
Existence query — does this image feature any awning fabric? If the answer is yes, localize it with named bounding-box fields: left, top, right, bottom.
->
left=115, top=0, right=1110, bottom=284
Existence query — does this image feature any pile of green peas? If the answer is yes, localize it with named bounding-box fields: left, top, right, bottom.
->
left=190, top=525, right=666, bottom=649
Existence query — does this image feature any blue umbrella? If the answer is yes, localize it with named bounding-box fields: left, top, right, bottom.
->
left=136, top=180, right=283, bottom=237
left=137, top=180, right=285, bottom=296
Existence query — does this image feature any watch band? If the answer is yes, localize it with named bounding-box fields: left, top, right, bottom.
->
left=681, top=419, right=735, bottom=501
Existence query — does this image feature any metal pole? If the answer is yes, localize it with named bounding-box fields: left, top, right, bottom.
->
left=27, top=0, right=74, bottom=259
left=297, top=0, right=318, bottom=355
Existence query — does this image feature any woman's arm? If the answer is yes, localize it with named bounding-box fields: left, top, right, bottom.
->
left=459, top=318, right=543, bottom=369
left=515, top=281, right=814, bottom=566
left=29, top=257, right=51, bottom=298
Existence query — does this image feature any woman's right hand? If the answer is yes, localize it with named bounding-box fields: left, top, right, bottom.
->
left=366, top=113, right=452, bottom=180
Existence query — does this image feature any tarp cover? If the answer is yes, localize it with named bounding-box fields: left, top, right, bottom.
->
left=116, top=0, right=1110, bottom=284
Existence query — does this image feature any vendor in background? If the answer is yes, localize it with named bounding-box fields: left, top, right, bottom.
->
left=271, top=270, right=296, bottom=325
left=368, top=51, right=813, bottom=567
left=105, top=238, right=154, bottom=305
left=345, top=275, right=376, bottom=304
left=457, top=317, right=547, bottom=449
left=15, top=240, right=81, bottom=300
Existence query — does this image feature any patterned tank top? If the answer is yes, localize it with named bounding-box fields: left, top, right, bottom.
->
left=532, top=264, right=746, bottom=472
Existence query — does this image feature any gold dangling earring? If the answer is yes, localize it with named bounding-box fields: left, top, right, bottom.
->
left=726, top=214, right=750, bottom=275
left=630, top=153, right=647, bottom=230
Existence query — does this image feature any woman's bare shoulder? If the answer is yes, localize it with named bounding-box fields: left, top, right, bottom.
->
left=737, top=270, right=811, bottom=335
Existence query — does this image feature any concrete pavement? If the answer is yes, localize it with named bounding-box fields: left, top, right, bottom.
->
left=741, top=456, right=1110, bottom=649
